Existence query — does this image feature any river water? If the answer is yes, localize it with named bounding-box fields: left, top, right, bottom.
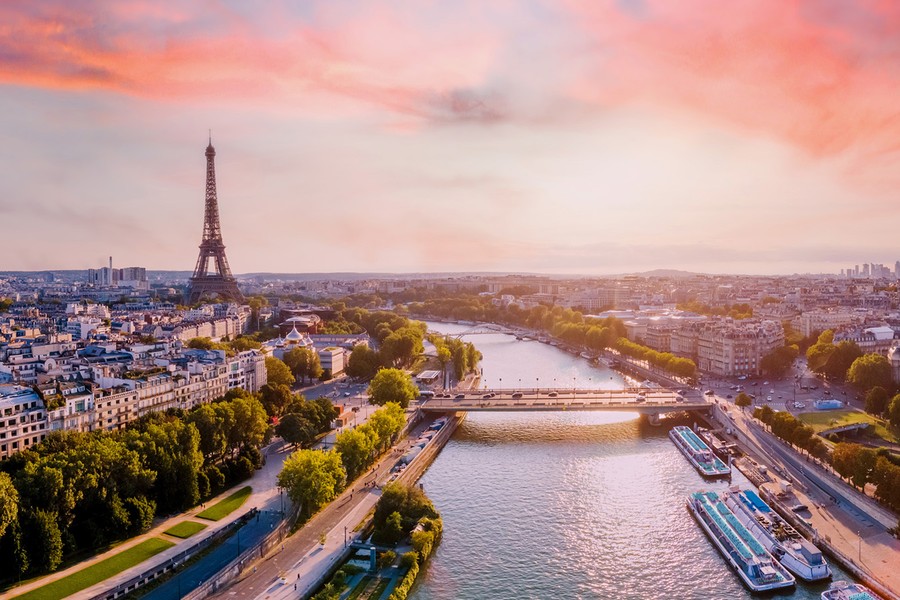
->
left=410, top=322, right=849, bottom=600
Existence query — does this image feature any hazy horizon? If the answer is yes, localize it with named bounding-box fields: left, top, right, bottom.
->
left=3, top=2, right=899, bottom=275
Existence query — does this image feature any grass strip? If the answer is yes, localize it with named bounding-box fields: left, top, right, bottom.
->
left=13, top=538, right=175, bottom=600
left=196, top=486, right=252, bottom=521
left=798, top=410, right=897, bottom=443
left=163, top=521, right=208, bottom=539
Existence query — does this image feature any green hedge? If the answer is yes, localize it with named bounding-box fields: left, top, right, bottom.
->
left=387, top=559, right=419, bottom=600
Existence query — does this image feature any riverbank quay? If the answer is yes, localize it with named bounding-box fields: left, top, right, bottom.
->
left=298, top=411, right=463, bottom=600
left=209, top=410, right=464, bottom=600
left=698, top=404, right=900, bottom=600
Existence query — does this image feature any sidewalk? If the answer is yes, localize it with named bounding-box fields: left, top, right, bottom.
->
left=7, top=441, right=292, bottom=600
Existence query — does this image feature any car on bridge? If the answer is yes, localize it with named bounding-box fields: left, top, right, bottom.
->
left=547, top=392, right=558, bottom=397
left=675, top=396, right=685, bottom=402
left=634, top=395, right=646, bottom=403
left=511, top=392, right=523, bottom=399
left=454, top=393, right=465, bottom=399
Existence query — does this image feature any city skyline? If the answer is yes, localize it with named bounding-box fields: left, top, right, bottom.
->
left=3, top=1, right=900, bottom=275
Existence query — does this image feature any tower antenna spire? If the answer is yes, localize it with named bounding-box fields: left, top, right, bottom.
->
left=186, top=138, right=243, bottom=304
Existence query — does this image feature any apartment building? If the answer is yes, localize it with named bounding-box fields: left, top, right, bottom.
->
left=0, top=385, right=48, bottom=459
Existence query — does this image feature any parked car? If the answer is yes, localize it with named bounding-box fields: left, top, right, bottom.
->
left=511, top=392, right=523, bottom=399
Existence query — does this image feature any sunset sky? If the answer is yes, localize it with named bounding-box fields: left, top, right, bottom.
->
left=2, top=1, right=900, bottom=275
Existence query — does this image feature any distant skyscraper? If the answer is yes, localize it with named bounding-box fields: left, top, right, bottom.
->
left=894, top=261, right=899, bottom=278
left=186, top=138, right=243, bottom=305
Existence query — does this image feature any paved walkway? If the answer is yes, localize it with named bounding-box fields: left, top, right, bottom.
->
left=7, top=441, right=292, bottom=600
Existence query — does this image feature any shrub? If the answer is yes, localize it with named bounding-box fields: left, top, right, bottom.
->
left=400, top=551, right=418, bottom=569
left=378, top=549, right=397, bottom=569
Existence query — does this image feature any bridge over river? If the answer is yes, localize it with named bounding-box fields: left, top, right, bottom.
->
left=418, top=388, right=712, bottom=425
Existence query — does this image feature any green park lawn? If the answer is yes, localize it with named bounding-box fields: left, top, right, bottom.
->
left=163, top=520, right=208, bottom=539
left=196, top=486, right=252, bottom=521
left=13, top=537, right=174, bottom=600
left=798, top=410, right=898, bottom=444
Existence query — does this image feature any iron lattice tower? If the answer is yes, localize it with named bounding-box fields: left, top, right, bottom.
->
left=186, top=138, right=244, bottom=304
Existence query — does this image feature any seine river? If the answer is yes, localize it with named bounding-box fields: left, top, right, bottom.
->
left=410, top=322, right=849, bottom=600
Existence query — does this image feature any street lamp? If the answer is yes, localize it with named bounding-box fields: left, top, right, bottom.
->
left=499, top=378, right=502, bottom=397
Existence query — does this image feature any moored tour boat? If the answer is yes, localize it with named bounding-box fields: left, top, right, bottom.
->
left=821, top=580, right=883, bottom=600
left=669, top=425, right=731, bottom=478
left=688, top=491, right=795, bottom=592
left=722, top=487, right=831, bottom=582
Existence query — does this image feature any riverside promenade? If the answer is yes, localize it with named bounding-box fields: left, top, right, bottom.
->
left=711, top=401, right=900, bottom=600
left=217, top=410, right=462, bottom=600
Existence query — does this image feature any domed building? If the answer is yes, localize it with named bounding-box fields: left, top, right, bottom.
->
left=271, top=324, right=314, bottom=361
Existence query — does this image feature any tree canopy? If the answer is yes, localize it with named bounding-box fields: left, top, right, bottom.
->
left=278, top=449, right=346, bottom=519
left=368, top=369, right=419, bottom=408
left=847, top=353, right=893, bottom=391
left=266, top=356, right=296, bottom=388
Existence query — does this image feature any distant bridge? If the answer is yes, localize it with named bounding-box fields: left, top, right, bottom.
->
left=446, top=323, right=522, bottom=338
left=418, top=388, right=711, bottom=425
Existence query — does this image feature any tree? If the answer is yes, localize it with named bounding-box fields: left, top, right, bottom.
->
left=123, top=419, right=203, bottom=513
left=229, top=337, right=262, bottom=352
left=187, top=403, right=232, bottom=462
left=760, top=346, right=799, bottom=378
left=366, top=403, right=405, bottom=451
left=367, top=368, right=418, bottom=408
left=865, top=386, right=890, bottom=416
left=0, top=472, right=18, bottom=539
left=889, top=394, right=900, bottom=430
left=283, top=347, right=323, bottom=384
left=265, top=357, right=295, bottom=388
left=278, top=449, right=346, bottom=519
left=806, top=330, right=835, bottom=373
left=187, top=337, right=214, bottom=350
left=335, top=426, right=377, bottom=480
left=276, top=413, right=316, bottom=447
left=346, top=345, right=379, bottom=380
left=734, top=392, right=752, bottom=411
left=823, top=341, right=862, bottom=380
left=228, top=395, right=269, bottom=454
left=380, top=327, right=424, bottom=368
left=259, top=383, right=293, bottom=417
left=847, top=354, right=893, bottom=391
left=25, top=509, right=63, bottom=573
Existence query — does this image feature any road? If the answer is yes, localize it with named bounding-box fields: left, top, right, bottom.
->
left=216, top=417, right=434, bottom=599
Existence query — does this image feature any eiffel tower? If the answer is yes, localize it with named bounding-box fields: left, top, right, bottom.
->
left=186, top=137, right=244, bottom=305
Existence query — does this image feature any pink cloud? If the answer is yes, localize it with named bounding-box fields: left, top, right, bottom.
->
left=561, top=0, right=900, bottom=161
